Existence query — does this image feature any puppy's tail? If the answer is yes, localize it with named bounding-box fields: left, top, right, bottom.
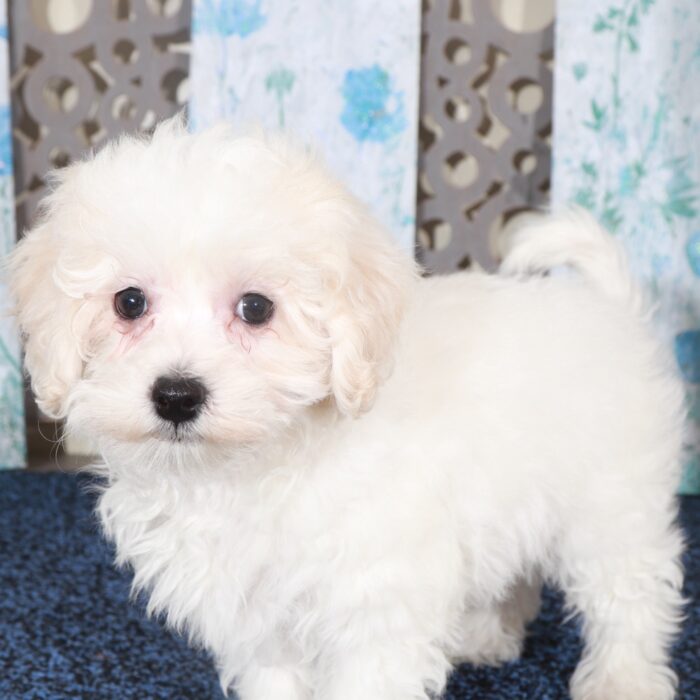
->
left=499, top=208, right=644, bottom=315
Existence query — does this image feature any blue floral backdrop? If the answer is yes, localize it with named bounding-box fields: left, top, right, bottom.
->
left=0, top=0, right=24, bottom=468
left=553, top=0, right=700, bottom=493
left=190, top=0, right=420, bottom=249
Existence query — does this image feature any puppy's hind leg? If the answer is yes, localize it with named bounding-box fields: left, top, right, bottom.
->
left=557, top=493, right=684, bottom=700
left=449, top=575, right=542, bottom=667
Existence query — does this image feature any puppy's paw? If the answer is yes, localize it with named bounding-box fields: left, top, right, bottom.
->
left=454, top=631, right=523, bottom=667
left=235, top=665, right=310, bottom=700
left=449, top=609, right=525, bottom=667
left=570, top=666, right=676, bottom=700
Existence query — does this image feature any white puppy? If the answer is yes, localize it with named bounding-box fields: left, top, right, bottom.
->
left=10, top=119, right=685, bottom=700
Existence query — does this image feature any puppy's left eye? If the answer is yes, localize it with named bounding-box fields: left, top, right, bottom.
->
left=236, top=293, right=274, bottom=325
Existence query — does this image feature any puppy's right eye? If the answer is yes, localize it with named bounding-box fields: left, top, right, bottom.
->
left=114, top=287, right=147, bottom=320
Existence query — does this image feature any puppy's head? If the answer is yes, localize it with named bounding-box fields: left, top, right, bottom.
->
left=9, top=119, right=416, bottom=451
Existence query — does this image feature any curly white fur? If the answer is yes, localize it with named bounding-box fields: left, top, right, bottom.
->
left=9, top=118, right=685, bottom=700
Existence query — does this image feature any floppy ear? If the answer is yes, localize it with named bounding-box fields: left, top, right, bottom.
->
left=325, top=223, right=417, bottom=417
left=8, top=222, right=86, bottom=419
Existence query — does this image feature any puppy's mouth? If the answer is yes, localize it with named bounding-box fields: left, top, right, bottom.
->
left=152, top=422, right=204, bottom=443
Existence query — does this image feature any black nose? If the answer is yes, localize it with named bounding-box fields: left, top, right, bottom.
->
left=151, top=376, right=207, bottom=426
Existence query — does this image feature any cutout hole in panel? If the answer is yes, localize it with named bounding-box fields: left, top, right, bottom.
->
left=444, top=37, right=471, bottom=66
left=146, top=0, right=183, bottom=17
left=43, top=76, right=79, bottom=113
left=513, top=149, right=537, bottom=175
left=442, top=152, right=479, bottom=189
left=114, top=39, right=139, bottom=65
left=420, top=219, right=453, bottom=251
left=31, top=0, right=93, bottom=34
left=112, top=93, right=137, bottom=120
left=490, top=0, right=554, bottom=33
left=509, top=78, right=544, bottom=114
left=445, top=95, right=471, bottom=123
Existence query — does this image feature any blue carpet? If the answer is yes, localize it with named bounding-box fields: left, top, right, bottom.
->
left=0, top=471, right=697, bottom=700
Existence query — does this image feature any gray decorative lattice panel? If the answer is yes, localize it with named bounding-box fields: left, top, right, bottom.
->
left=9, top=0, right=191, bottom=235
left=418, top=0, right=553, bottom=272
left=8, top=0, right=191, bottom=432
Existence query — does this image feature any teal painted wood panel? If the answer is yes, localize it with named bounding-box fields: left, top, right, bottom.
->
left=189, top=0, right=421, bottom=251
left=0, top=0, right=25, bottom=469
left=552, top=0, right=700, bottom=493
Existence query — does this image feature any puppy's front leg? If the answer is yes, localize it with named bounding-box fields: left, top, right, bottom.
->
left=448, top=575, right=542, bottom=667
left=235, top=663, right=311, bottom=700
left=320, top=648, right=435, bottom=700
left=316, top=609, right=451, bottom=700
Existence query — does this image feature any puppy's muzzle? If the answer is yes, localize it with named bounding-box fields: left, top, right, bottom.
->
left=151, top=376, right=207, bottom=426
